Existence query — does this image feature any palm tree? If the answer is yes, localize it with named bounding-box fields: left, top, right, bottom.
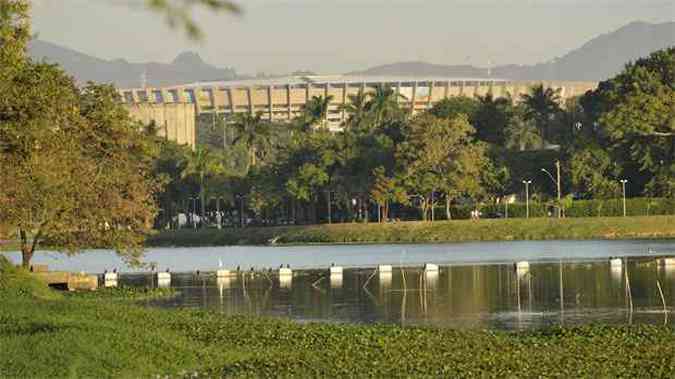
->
left=181, top=146, right=223, bottom=223
left=230, top=112, right=272, bottom=168
left=301, top=95, right=334, bottom=130
left=366, top=84, right=406, bottom=126
left=505, top=109, right=542, bottom=151
left=473, top=93, right=513, bottom=144
left=339, top=91, right=371, bottom=129
left=519, top=84, right=561, bottom=143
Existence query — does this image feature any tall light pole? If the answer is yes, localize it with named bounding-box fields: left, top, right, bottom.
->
left=619, top=179, right=628, bottom=217
left=541, top=160, right=562, bottom=218
left=522, top=180, right=532, bottom=218
left=325, top=190, right=332, bottom=224
left=236, top=194, right=246, bottom=228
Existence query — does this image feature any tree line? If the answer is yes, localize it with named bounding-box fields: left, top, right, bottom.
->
left=156, top=47, right=673, bottom=227
left=1, top=0, right=672, bottom=268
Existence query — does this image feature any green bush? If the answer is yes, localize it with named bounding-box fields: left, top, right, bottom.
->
left=425, top=198, right=674, bottom=220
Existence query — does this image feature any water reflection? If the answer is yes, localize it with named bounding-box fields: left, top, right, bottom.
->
left=120, top=259, right=675, bottom=330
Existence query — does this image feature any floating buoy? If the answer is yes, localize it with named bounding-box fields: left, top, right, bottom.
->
left=279, top=274, right=292, bottom=289
left=157, top=271, right=171, bottom=287
left=330, top=274, right=343, bottom=288
left=378, top=265, right=392, bottom=273
left=424, top=263, right=439, bottom=272
left=379, top=271, right=392, bottom=286
left=103, top=272, right=118, bottom=288
left=217, top=276, right=231, bottom=290
left=515, top=261, right=529, bottom=278
left=329, top=266, right=343, bottom=275
left=279, top=267, right=292, bottom=276
left=610, top=265, right=622, bottom=281
left=425, top=269, right=439, bottom=286
left=660, top=258, right=675, bottom=267
left=216, top=269, right=231, bottom=278
left=610, top=258, right=623, bottom=268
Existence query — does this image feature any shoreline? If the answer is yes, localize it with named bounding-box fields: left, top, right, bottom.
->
left=147, top=215, right=675, bottom=248
left=1, top=257, right=674, bottom=377
left=2, top=215, right=673, bottom=253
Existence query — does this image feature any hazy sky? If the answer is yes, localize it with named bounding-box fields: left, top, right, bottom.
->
left=32, top=0, right=674, bottom=75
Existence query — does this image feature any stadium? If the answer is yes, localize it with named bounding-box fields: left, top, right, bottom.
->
left=121, top=75, right=597, bottom=147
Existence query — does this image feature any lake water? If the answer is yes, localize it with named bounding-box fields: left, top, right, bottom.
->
left=135, top=260, right=673, bottom=330
left=5, top=239, right=675, bottom=330
left=6, top=239, right=675, bottom=272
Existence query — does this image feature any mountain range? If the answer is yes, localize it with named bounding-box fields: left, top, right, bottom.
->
left=349, top=21, right=674, bottom=81
left=28, top=21, right=674, bottom=88
left=28, top=41, right=237, bottom=88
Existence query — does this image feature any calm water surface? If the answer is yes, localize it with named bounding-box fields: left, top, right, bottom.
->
left=135, top=260, right=674, bottom=330
left=6, top=239, right=675, bottom=272
left=6, top=239, right=675, bottom=330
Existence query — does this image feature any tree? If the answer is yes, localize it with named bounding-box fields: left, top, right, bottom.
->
left=340, top=91, right=372, bottom=130
left=520, top=84, right=562, bottom=143
left=397, top=113, right=487, bottom=221
left=588, top=48, right=675, bottom=197
left=366, top=85, right=406, bottom=126
left=0, top=64, right=161, bottom=267
left=152, top=138, right=194, bottom=228
left=369, top=166, right=405, bottom=222
left=428, top=96, right=479, bottom=121
left=230, top=112, right=273, bottom=169
left=569, top=143, right=620, bottom=199
left=144, top=0, right=241, bottom=40
left=576, top=47, right=674, bottom=197
left=181, top=146, right=224, bottom=223
left=481, top=163, right=511, bottom=205
left=473, top=93, right=513, bottom=145
left=0, top=0, right=29, bottom=78
left=301, top=95, right=334, bottom=130
left=504, top=107, right=543, bottom=151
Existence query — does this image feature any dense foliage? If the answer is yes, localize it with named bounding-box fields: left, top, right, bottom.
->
left=0, top=1, right=161, bottom=267
left=1, top=2, right=673, bottom=260
left=151, top=48, right=674, bottom=228
left=1, top=258, right=674, bottom=378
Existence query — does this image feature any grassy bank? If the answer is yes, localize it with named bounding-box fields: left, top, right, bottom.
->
left=1, top=258, right=674, bottom=377
left=148, top=215, right=675, bottom=247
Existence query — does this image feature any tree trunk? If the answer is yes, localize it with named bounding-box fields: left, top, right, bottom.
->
left=19, top=229, right=34, bottom=269
left=199, top=175, right=206, bottom=226
left=363, top=195, right=369, bottom=223
left=21, top=246, right=33, bottom=269
left=446, top=196, right=452, bottom=220
left=250, top=147, right=257, bottom=167
left=430, top=192, right=435, bottom=222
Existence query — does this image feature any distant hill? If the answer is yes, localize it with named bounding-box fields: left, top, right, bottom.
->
left=28, top=40, right=238, bottom=88
left=349, top=21, right=675, bottom=81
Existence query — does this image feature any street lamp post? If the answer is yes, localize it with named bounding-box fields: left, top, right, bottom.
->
left=619, top=179, right=628, bottom=217
left=522, top=180, right=532, bottom=219
left=541, top=160, right=562, bottom=218
left=325, top=190, right=332, bottom=225
left=236, top=194, right=246, bottom=228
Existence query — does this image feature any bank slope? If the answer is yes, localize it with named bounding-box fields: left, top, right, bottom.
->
left=147, top=215, right=675, bottom=247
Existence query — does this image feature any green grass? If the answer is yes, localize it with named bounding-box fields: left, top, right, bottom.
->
left=1, top=256, right=675, bottom=377
left=148, top=215, right=675, bottom=247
